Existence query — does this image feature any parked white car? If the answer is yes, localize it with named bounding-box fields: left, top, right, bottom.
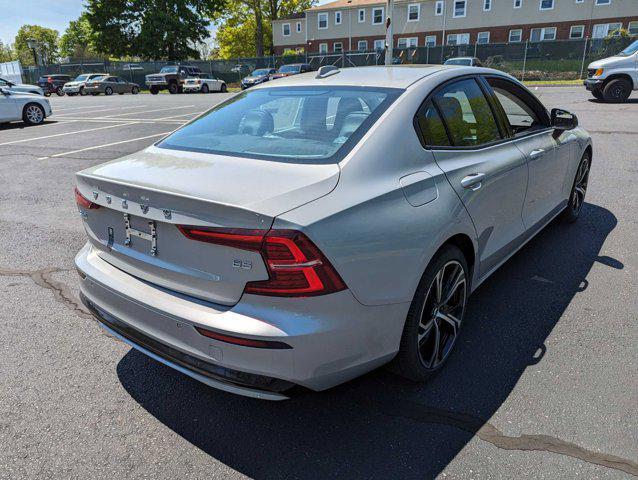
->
left=584, top=39, right=637, bottom=102
left=0, top=77, right=44, bottom=96
left=0, top=88, right=52, bottom=125
left=182, top=76, right=227, bottom=93
left=62, top=73, right=108, bottom=96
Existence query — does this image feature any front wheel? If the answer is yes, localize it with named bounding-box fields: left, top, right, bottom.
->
left=168, top=82, right=179, bottom=94
left=220, top=83, right=228, bottom=93
left=591, top=89, right=603, bottom=100
left=150, top=86, right=159, bottom=95
left=104, top=87, right=113, bottom=96
left=561, top=152, right=590, bottom=223
left=131, top=86, right=139, bottom=94
left=602, top=78, right=631, bottom=103
left=393, top=245, right=468, bottom=382
left=23, top=103, right=45, bottom=125
left=56, top=87, right=65, bottom=96
left=79, top=87, right=86, bottom=96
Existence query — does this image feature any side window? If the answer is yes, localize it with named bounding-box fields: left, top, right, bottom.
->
left=486, top=77, right=548, bottom=135
left=432, top=78, right=501, bottom=147
left=416, top=102, right=451, bottom=146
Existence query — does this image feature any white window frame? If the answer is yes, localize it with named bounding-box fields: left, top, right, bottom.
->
left=282, top=23, right=291, bottom=36
left=425, top=35, right=437, bottom=46
left=318, top=13, right=328, bottom=30
left=372, top=7, right=384, bottom=25
left=319, top=43, right=328, bottom=53
left=514, top=0, right=522, bottom=8
left=407, top=3, right=420, bottom=22
left=453, top=0, right=466, bottom=18
left=575, top=0, right=584, bottom=3
left=447, top=33, right=470, bottom=45
left=477, top=31, right=490, bottom=44
left=629, top=21, right=638, bottom=35
left=335, top=11, right=342, bottom=25
left=296, top=21, right=302, bottom=33
left=509, top=29, right=523, bottom=42
left=333, top=42, right=343, bottom=53
left=398, top=37, right=418, bottom=48
left=595, top=0, right=610, bottom=5
left=531, top=26, right=556, bottom=41
left=374, top=39, right=385, bottom=50
left=358, top=8, right=365, bottom=22
left=569, top=25, right=584, bottom=39
left=539, top=0, right=554, bottom=10
left=483, top=0, right=492, bottom=11
left=435, top=1, right=444, bottom=15
left=357, top=40, right=368, bottom=51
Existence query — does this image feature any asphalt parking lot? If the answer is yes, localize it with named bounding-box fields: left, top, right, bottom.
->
left=0, top=87, right=636, bottom=479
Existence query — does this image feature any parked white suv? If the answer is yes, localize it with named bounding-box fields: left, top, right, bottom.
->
left=0, top=88, right=52, bottom=125
left=584, top=39, right=638, bottom=103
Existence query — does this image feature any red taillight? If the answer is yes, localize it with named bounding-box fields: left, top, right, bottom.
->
left=177, top=226, right=346, bottom=297
left=74, top=187, right=100, bottom=209
left=47, top=76, right=53, bottom=83
left=194, top=327, right=292, bottom=349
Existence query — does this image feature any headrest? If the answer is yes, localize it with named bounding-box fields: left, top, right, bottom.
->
left=438, top=96, right=463, bottom=121
left=337, top=112, right=368, bottom=140
left=239, top=109, right=274, bottom=136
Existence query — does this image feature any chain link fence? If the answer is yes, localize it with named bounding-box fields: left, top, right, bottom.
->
left=18, top=36, right=635, bottom=89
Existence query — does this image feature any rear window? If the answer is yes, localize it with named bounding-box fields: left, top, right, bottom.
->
left=278, top=65, right=300, bottom=73
left=157, top=86, right=402, bottom=163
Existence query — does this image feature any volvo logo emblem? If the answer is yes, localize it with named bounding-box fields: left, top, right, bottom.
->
left=140, top=204, right=149, bottom=214
left=105, top=195, right=112, bottom=204
left=121, top=199, right=128, bottom=209
left=92, top=191, right=99, bottom=200
left=162, top=209, right=172, bottom=219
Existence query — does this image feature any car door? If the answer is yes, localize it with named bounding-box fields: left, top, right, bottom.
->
left=483, top=76, right=570, bottom=229
left=0, top=91, right=19, bottom=121
left=417, top=77, right=528, bottom=277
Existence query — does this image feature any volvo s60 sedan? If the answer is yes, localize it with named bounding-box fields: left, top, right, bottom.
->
left=75, top=65, right=592, bottom=400
left=83, top=75, right=140, bottom=96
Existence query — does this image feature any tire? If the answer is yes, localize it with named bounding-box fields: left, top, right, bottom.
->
left=56, top=87, right=65, bottom=96
left=168, top=82, right=179, bottom=94
left=79, top=87, right=86, bottom=96
left=201, top=83, right=209, bottom=94
left=221, top=83, right=228, bottom=93
left=22, top=103, right=45, bottom=125
left=561, top=152, right=590, bottom=223
left=131, top=86, right=139, bottom=94
left=150, top=86, right=159, bottom=95
left=602, top=78, right=631, bottom=103
left=43, top=91, right=51, bottom=97
left=393, top=244, right=469, bottom=382
left=104, top=87, right=113, bottom=96
left=591, top=89, right=603, bottom=100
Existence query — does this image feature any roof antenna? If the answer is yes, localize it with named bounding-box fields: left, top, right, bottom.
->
left=316, top=65, right=340, bottom=79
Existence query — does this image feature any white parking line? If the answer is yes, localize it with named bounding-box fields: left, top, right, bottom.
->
left=53, top=117, right=186, bottom=124
left=0, top=122, right=139, bottom=146
left=99, top=105, right=196, bottom=118
left=53, top=105, right=149, bottom=117
left=50, top=104, right=108, bottom=113
left=157, top=111, right=205, bottom=120
left=38, top=131, right=173, bottom=160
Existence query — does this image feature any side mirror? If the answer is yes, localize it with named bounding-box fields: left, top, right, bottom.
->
left=551, top=108, right=578, bottom=130
left=0, top=88, right=10, bottom=96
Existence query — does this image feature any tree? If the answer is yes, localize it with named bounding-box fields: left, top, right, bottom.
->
left=60, top=13, right=98, bottom=60
left=0, top=41, right=15, bottom=63
left=86, top=0, right=224, bottom=60
left=14, top=25, right=60, bottom=66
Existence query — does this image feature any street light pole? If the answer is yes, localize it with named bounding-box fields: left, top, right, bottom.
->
left=26, top=39, right=38, bottom=66
left=384, top=0, right=393, bottom=65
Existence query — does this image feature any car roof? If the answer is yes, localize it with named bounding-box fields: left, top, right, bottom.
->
left=255, top=65, right=477, bottom=89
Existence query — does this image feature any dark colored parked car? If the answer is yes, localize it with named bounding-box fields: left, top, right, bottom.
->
left=270, top=63, right=312, bottom=80
left=37, top=74, right=71, bottom=96
left=241, top=68, right=276, bottom=89
left=83, top=76, right=140, bottom=96
left=146, top=65, right=202, bottom=94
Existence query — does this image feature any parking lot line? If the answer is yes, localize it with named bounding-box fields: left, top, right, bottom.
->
left=157, top=111, right=205, bottom=120
left=53, top=105, right=149, bottom=117
left=52, top=117, right=186, bottom=124
left=51, top=104, right=108, bottom=113
left=38, top=131, right=173, bottom=160
left=0, top=122, right=140, bottom=146
left=99, top=105, right=196, bottom=118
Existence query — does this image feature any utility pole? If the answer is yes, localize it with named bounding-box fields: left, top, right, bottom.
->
left=384, top=0, right=393, bottom=65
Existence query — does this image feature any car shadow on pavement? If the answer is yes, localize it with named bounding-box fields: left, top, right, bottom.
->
left=116, top=202, right=620, bottom=479
left=0, top=120, right=59, bottom=130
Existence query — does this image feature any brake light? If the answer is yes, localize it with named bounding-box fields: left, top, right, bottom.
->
left=74, top=187, right=100, bottom=209
left=47, top=77, right=53, bottom=83
left=177, top=226, right=346, bottom=297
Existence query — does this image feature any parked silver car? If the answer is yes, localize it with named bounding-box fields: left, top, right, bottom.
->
left=0, top=88, right=51, bottom=125
left=0, top=77, right=44, bottom=96
left=83, top=75, right=140, bottom=95
left=75, top=65, right=592, bottom=400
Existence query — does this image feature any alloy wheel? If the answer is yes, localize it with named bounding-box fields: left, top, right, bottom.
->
left=417, top=260, right=466, bottom=369
left=25, top=105, right=44, bottom=124
left=571, top=157, right=589, bottom=215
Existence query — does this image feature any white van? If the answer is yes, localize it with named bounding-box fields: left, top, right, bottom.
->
left=584, top=39, right=638, bottom=103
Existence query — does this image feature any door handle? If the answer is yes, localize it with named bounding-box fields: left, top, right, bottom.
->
left=529, top=149, right=545, bottom=161
left=461, top=173, right=485, bottom=190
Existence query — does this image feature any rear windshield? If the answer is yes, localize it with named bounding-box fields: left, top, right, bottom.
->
left=445, top=58, right=472, bottom=66
left=157, top=86, right=402, bottom=163
left=278, top=65, right=300, bottom=73
left=252, top=69, right=270, bottom=76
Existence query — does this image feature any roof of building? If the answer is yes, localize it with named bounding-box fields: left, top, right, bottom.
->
left=309, top=0, right=383, bottom=11
left=278, top=12, right=306, bottom=20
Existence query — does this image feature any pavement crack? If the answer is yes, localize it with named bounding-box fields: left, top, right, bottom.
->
left=0, top=266, right=92, bottom=319
left=377, top=399, right=638, bottom=476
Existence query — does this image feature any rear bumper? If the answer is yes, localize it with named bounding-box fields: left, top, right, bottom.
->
left=182, top=85, right=201, bottom=91
left=63, top=85, right=81, bottom=93
left=76, top=244, right=407, bottom=398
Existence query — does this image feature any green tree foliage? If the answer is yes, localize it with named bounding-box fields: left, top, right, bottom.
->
left=14, top=25, right=60, bottom=66
left=0, top=41, right=15, bottom=62
left=212, top=0, right=314, bottom=59
left=60, top=13, right=98, bottom=60
left=86, top=0, right=224, bottom=60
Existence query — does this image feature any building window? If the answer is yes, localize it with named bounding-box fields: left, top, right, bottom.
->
left=570, top=25, right=584, bottom=38
left=540, top=0, right=554, bottom=10
left=453, top=0, right=466, bottom=17
left=398, top=37, right=418, bottom=48
left=358, top=9, right=365, bottom=22
left=372, top=7, right=384, bottom=24
left=435, top=1, right=444, bottom=15
left=447, top=33, right=470, bottom=45
left=514, top=0, right=522, bottom=8
left=358, top=40, right=368, bottom=51
left=575, top=0, right=584, bottom=3
left=318, top=13, right=328, bottom=29
left=407, top=4, right=420, bottom=21
left=319, top=43, right=328, bottom=53
left=629, top=21, right=638, bottom=35
left=477, top=31, right=490, bottom=44
left=374, top=39, right=385, bottom=50
left=530, top=26, right=556, bottom=41
left=296, top=22, right=302, bottom=33
left=282, top=23, right=291, bottom=36
left=592, top=22, right=621, bottom=38
left=484, top=0, right=491, bottom=11
left=334, top=42, right=343, bottom=53
left=595, top=0, right=610, bottom=5
left=509, top=29, right=523, bottom=42
left=425, top=35, right=437, bottom=46
left=335, top=11, right=342, bottom=25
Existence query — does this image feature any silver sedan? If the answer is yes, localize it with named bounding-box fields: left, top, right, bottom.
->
left=74, top=65, right=591, bottom=400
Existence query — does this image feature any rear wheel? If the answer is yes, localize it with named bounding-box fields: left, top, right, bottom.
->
left=104, top=86, right=113, bottom=96
left=561, top=152, right=590, bottom=223
left=201, top=83, right=209, bottom=93
left=602, top=78, right=631, bottom=103
left=221, top=83, right=228, bottom=92
left=79, top=87, right=86, bottom=96
left=168, top=82, right=179, bottom=94
left=56, top=87, right=65, bottom=96
left=393, top=245, right=468, bottom=382
left=23, top=103, right=45, bottom=125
